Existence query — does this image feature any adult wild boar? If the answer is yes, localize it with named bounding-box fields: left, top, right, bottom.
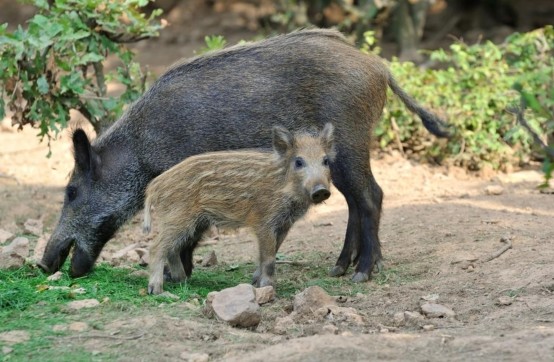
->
left=144, top=124, right=335, bottom=294
left=38, top=28, right=450, bottom=281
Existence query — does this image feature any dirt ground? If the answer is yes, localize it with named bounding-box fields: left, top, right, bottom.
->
left=1, top=5, right=554, bottom=359
left=2, top=113, right=553, bottom=360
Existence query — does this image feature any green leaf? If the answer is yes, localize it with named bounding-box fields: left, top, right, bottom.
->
left=37, top=75, right=49, bottom=94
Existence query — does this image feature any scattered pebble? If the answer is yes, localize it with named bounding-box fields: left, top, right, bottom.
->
left=293, top=286, right=336, bottom=315
left=52, top=324, right=67, bottom=332
left=47, top=271, right=63, bottom=281
left=66, top=299, right=100, bottom=311
left=180, top=352, right=209, bottom=362
left=23, top=219, right=43, bottom=236
left=380, top=328, right=390, bottom=333
left=274, top=315, right=295, bottom=335
left=485, top=185, right=504, bottom=196
left=421, top=294, right=439, bottom=302
left=496, top=296, right=513, bottom=306
left=423, top=324, right=435, bottom=331
left=467, top=265, right=475, bottom=272
left=421, top=303, right=456, bottom=318
left=32, top=235, right=48, bottom=261
left=393, top=312, right=406, bottom=326
left=2, top=346, right=13, bottom=354
left=159, top=291, right=180, bottom=300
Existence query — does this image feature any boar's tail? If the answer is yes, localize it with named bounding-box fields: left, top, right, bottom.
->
left=388, top=75, right=453, bottom=138
left=143, top=195, right=152, bottom=234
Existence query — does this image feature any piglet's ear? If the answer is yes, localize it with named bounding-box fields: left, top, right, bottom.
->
left=320, top=123, right=335, bottom=156
left=72, top=129, right=100, bottom=179
left=272, top=125, right=293, bottom=157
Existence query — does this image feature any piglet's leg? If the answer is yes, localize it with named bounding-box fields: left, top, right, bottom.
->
left=253, top=229, right=277, bottom=288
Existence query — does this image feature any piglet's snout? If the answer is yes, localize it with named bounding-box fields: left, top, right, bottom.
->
left=311, top=185, right=331, bottom=203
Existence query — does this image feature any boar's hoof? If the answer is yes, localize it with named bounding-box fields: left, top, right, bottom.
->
left=36, top=261, right=51, bottom=273
left=373, top=260, right=384, bottom=274
left=351, top=272, right=369, bottom=283
left=329, top=265, right=347, bottom=277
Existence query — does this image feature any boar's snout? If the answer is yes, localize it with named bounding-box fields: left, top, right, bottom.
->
left=37, top=238, right=73, bottom=274
left=311, top=185, right=331, bottom=203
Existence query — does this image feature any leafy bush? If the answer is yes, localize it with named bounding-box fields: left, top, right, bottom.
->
left=0, top=0, right=163, bottom=148
left=376, top=26, right=554, bottom=172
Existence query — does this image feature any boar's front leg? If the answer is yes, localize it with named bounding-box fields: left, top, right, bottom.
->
left=252, top=229, right=277, bottom=288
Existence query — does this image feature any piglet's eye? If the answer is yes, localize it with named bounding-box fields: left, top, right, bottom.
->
left=323, top=156, right=330, bottom=166
left=294, top=157, right=305, bottom=169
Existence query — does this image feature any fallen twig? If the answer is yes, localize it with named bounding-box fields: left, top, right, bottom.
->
left=276, top=260, right=308, bottom=266
left=509, top=104, right=554, bottom=159
left=482, top=238, right=513, bottom=263
left=52, top=332, right=145, bottom=340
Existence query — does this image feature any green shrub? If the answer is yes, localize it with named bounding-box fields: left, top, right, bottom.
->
left=0, top=0, right=163, bottom=149
left=376, top=26, right=553, bottom=172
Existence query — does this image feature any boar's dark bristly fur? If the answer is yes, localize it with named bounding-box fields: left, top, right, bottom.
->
left=144, top=124, right=335, bottom=294
left=39, top=28, right=450, bottom=282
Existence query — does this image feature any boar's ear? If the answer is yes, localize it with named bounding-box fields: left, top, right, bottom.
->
left=72, top=129, right=100, bottom=179
left=272, top=125, right=293, bottom=157
left=320, top=123, right=335, bottom=155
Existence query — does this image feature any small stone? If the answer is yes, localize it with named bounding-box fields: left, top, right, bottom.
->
left=201, top=250, right=218, bottom=267
left=467, top=265, right=475, bottom=272
left=255, top=286, right=275, bottom=305
left=68, top=322, right=88, bottom=332
left=321, top=324, right=338, bottom=335
left=24, top=219, right=43, bottom=236
left=393, top=312, right=406, bottom=326
left=496, top=296, right=512, bottom=306
left=180, top=352, right=209, bottom=362
left=421, top=303, right=456, bottom=318
left=47, top=271, right=63, bottom=281
left=0, top=330, right=30, bottom=345
left=380, top=328, right=389, bottom=333
left=0, top=229, right=14, bottom=244
left=2, top=346, right=13, bottom=354
left=293, top=286, right=336, bottom=316
left=210, top=284, right=261, bottom=327
left=52, top=324, right=67, bottom=332
left=485, top=185, right=504, bottom=196
left=423, top=324, right=435, bottom=331
left=0, top=237, right=29, bottom=269
left=327, top=305, right=364, bottom=325
left=66, top=299, right=100, bottom=310
left=404, top=311, right=424, bottom=323
left=274, top=315, right=295, bottom=335
left=125, top=250, right=140, bottom=263
left=421, top=294, right=439, bottom=302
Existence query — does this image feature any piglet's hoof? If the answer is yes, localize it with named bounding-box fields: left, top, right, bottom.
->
left=148, top=283, right=163, bottom=295
left=329, top=265, right=347, bottom=277
left=351, top=272, right=369, bottom=283
left=373, top=260, right=384, bottom=274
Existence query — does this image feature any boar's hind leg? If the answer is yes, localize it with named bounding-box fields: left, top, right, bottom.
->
left=329, top=151, right=383, bottom=282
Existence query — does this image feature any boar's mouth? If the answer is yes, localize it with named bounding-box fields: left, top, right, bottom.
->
left=37, top=238, right=74, bottom=274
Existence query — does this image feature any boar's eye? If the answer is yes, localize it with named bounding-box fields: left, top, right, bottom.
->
left=294, top=157, right=305, bottom=170
left=66, top=186, right=77, bottom=202
left=323, top=156, right=330, bottom=167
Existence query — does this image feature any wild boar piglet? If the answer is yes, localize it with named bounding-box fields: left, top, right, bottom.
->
left=144, top=123, right=336, bottom=294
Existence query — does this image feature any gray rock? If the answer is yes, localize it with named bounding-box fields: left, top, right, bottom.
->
left=404, top=311, right=425, bottom=326
left=421, top=303, right=456, bottom=318
left=23, top=219, right=43, bottom=236
left=293, top=286, right=336, bottom=315
left=180, top=352, right=209, bottom=362
left=255, top=286, right=275, bottom=305
left=211, top=284, right=261, bottom=327
left=0, top=229, right=14, bottom=244
left=485, top=185, right=504, bottom=195
left=0, top=237, right=29, bottom=269
left=32, top=235, right=48, bottom=262
left=393, top=312, right=406, bottom=327
left=496, top=296, right=513, bottom=306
